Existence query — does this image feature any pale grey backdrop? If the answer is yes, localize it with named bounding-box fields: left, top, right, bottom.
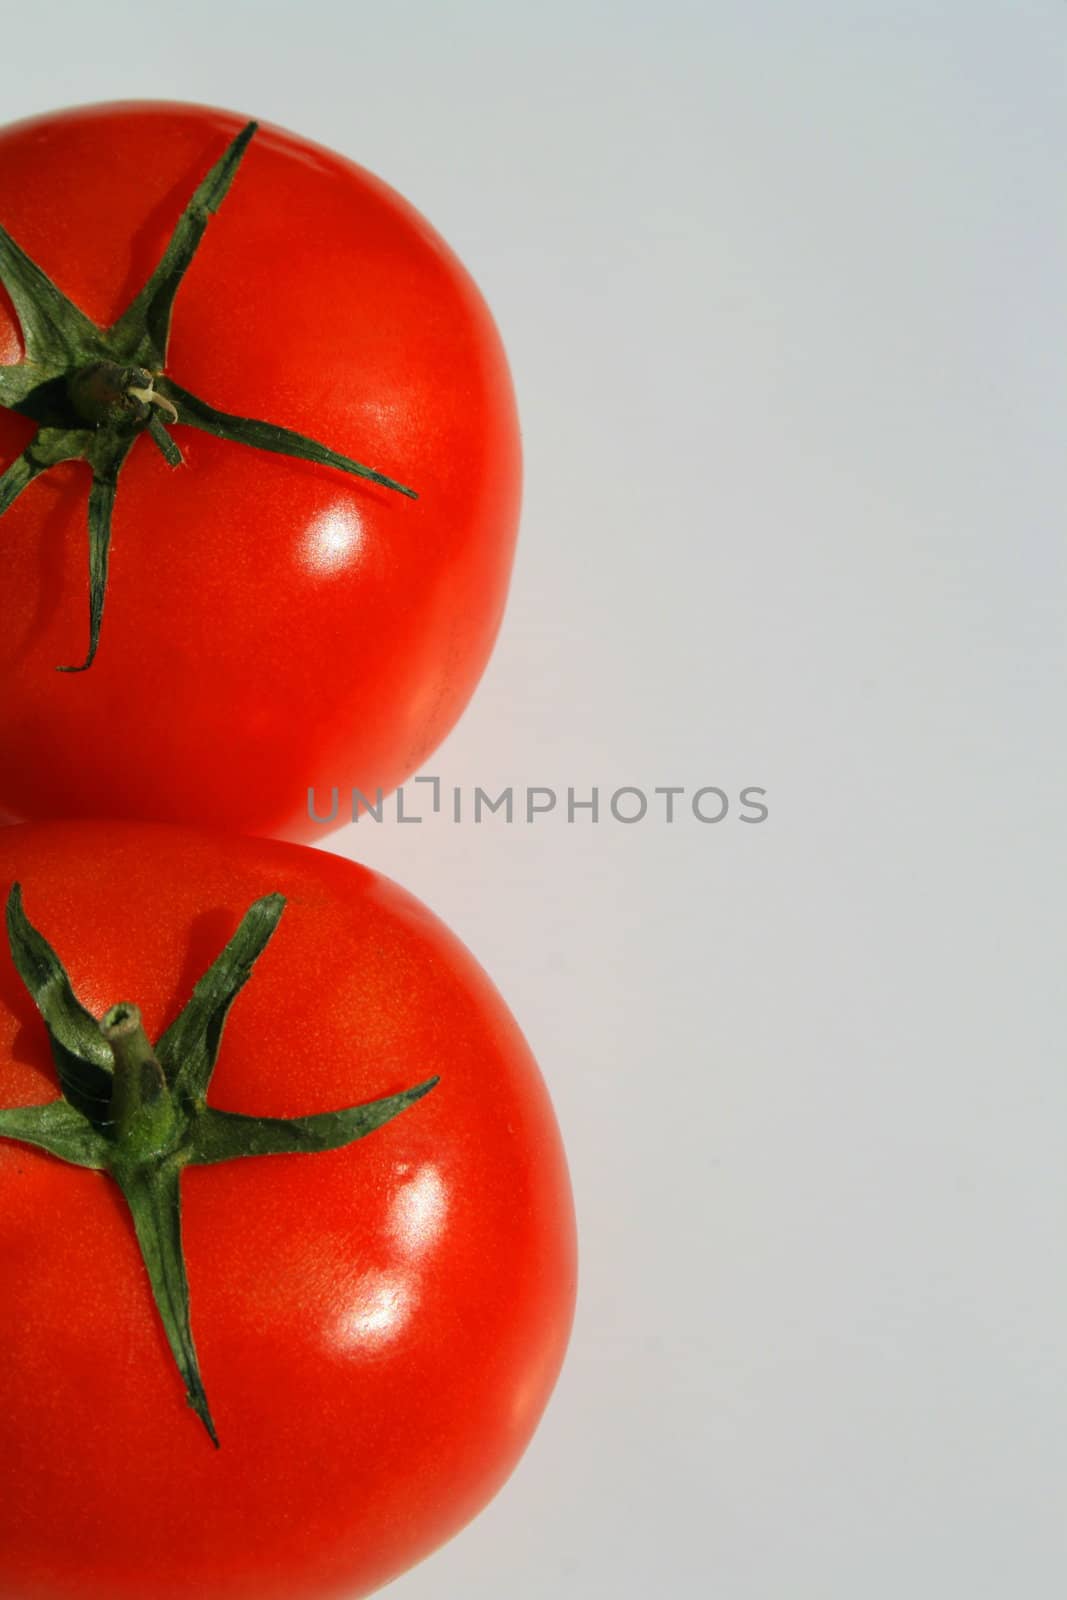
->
left=3, top=3, right=1064, bottom=1596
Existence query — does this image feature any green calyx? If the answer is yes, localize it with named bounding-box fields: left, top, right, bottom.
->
left=0, top=885, right=438, bottom=1446
left=0, top=119, right=417, bottom=671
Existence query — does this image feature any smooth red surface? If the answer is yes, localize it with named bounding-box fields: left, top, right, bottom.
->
left=0, top=823, right=575, bottom=1600
left=0, top=104, right=521, bottom=840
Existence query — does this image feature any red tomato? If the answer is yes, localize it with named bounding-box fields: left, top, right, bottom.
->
left=0, top=821, right=575, bottom=1600
left=0, top=103, right=521, bottom=840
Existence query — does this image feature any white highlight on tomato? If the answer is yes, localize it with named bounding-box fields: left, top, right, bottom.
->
left=343, top=1270, right=412, bottom=1345
left=300, top=505, right=364, bottom=575
left=388, top=1163, right=447, bottom=1256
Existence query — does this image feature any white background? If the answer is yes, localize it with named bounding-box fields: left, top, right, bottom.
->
left=4, top=3, right=1065, bottom=1595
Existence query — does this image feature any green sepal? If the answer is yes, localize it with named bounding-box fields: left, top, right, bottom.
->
left=0, top=221, right=105, bottom=367
left=108, top=122, right=257, bottom=369
left=0, top=448, right=45, bottom=515
left=147, top=413, right=183, bottom=468
left=113, top=1159, right=218, bottom=1446
left=56, top=434, right=136, bottom=673
left=0, top=886, right=439, bottom=1446
left=0, top=1100, right=110, bottom=1169
left=0, top=428, right=87, bottom=518
left=157, top=379, right=418, bottom=500
left=5, top=884, right=115, bottom=1127
left=155, top=893, right=285, bottom=1102
left=187, top=1076, right=439, bottom=1164
left=28, top=427, right=92, bottom=470
left=0, top=360, right=61, bottom=411
left=0, top=117, right=418, bottom=669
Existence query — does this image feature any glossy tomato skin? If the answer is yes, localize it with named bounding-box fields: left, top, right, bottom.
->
left=0, top=103, right=521, bottom=841
left=0, top=822, right=575, bottom=1600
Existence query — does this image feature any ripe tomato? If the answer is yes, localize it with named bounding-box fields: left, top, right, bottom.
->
left=0, top=821, right=575, bottom=1600
left=0, top=103, right=521, bottom=840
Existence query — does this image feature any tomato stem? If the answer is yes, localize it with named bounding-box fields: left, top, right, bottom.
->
left=67, top=362, right=150, bottom=427
left=101, top=1002, right=176, bottom=1156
